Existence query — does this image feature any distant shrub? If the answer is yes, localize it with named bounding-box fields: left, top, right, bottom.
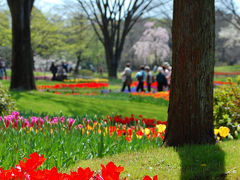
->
left=0, top=83, right=16, bottom=115
left=78, top=69, right=94, bottom=77
left=214, top=77, right=240, bottom=139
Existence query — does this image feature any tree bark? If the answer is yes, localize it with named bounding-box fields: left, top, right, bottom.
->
left=8, top=0, right=36, bottom=90
left=105, top=47, right=119, bottom=79
left=164, top=0, right=216, bottom=146
left=74, top=52, right=82, bottom=74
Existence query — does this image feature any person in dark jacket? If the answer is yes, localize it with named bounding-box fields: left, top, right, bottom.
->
left=50, top=62, right=58, bottom=80
left=156, top=66, right=167, bottom=91
left=135, top=65, right=145, bottom=92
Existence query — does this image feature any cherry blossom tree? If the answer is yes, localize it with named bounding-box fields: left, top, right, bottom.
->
left=132, top=22, right=170, bottom=65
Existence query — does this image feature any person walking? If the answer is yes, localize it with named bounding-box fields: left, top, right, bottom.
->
left=121, top=63, right=132, bottom=92
left=162, top=62, right=171, bottom=89
left=50, top=62, right=58, bottom=80
left=145, top=66, right=153, bottom=92
left=136, top=65, right=145, bottom=92
left=156, top=66, right=167, bottom=91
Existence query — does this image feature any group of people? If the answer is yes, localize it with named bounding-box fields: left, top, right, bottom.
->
left=50, top=62, right=72, bottom=81
left=0, top=58, right=7, bottom=80
left=121, top=63, right=171, bottom=93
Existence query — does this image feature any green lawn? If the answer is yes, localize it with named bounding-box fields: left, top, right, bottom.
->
left=0, top=80, right=167, bottom=119
left=214, top=65, right=240, bottom=72
left=68, top=140, right=240, bottom=180
left=11, top=91, right=168, bottom=120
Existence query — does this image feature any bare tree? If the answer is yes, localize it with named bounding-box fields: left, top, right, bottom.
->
left=77, top=0, right=157, bottom=78
left=217, top=0, right=240, bottom=30
left=7, top=0, right=36, bottom=90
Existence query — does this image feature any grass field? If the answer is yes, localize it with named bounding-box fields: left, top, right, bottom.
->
left=0, top=65, right=239, bottom=179
left=69, top=140, right=240, bottom=179
left=10, top=90, right=168, bottom=119
left=214, top=65, right=240, bottom=72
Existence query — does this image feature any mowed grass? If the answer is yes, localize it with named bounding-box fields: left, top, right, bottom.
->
left=214, top=65, right=240, bottom=72
left=10, top=91, right=168, bottom=120
left=68, top=140, right=240, bottom=180
left=0, top=79, right=168, bottom=119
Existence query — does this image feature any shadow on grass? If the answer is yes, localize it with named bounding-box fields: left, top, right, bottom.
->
left=177, top=144, right=226, bottom=180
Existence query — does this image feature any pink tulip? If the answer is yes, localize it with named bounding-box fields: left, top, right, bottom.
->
left=52, top=117, right=58, bottom=124
left=45, top=116, right=50, bottom=123
left=24, top=119, right=29, bottom=128
left=68, top=118, right=75, bottom=130
left=40, top=118, right=44, bottom=128
left=30, top=117, right=37, bottom=127
left=12, top=111, right=19, bottom=120
left=60, top=117, right=65, bottom=124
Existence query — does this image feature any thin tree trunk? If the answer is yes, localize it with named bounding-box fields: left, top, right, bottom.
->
left=164, top=0, right=216, bottom=146
left=74, top=54, right=81, bottom=74
left=8, top=0, right=36, bottom=90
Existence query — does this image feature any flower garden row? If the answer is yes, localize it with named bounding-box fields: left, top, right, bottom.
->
left=0, top=111, right=232, bottom=171
left=37, top=82, right=108, bottom=90
left=0, top=152, right=158, bottom=180
left=214, top=72, right=240, bottom=75
left=0, top=112, right=165, bottom=170
left=37, top=80, right=234, bottom=92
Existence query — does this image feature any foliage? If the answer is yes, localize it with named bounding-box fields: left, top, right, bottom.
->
left=31, top=8, right=66, bottom=59
left=0, top=10, right=11, bottom=47
left=0, top=83, right=16, bottom=115
left=31, top=7, right=104, bottom=66
left=214, top=77, right=240, bottom=139
left=0, top=10, right=11, bottom=64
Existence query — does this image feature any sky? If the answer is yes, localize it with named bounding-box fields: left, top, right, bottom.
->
left=35, top=0, right=65, bottom=12
left=34, top=0, right=240, bottom=15
left=1, top=0, right=240, bottom=15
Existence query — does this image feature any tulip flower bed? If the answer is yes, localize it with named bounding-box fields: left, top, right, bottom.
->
left=130, top=80, right=236, bottom=88
left=64, top=78, right=109, bottom=83
left=0, top=112, right=164, bottom=170
left=131, top=92, right=169, bottom=100
left=0, top=152, right=158, bottom=180
left=53, top=92, right=99, bottom=96
left=37, top=82, right=108, bottom=90
left=214, top=72, right=240, bottom=75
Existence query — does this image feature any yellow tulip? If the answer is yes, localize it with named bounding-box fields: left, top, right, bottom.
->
left=218, top=126, right=230, bottom=138
left=144, top=128, right=150, bottom=136
left=156, top=124, right=166, bottom=133
left=214, top=129, right=219, bottom=135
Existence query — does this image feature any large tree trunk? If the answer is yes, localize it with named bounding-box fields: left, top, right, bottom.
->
left=164, top=0, right=216, bottom=146
left=105, top=47, right=119, bottom=79
left=8, top=0, right=36, bottom=90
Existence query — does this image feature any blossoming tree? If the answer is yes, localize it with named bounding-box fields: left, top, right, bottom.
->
left=133, top=22, right=170, bottom=65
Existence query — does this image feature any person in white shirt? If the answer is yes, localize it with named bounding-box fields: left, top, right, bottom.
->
left=121, top=63, right=132, bottom=92
left=162, top=62, right=172, bottom=88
